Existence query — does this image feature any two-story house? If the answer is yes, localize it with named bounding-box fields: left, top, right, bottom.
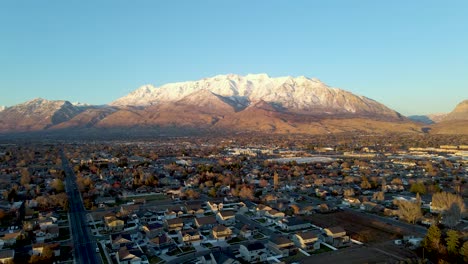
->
left=178, top=229, right=202, bottom=246
left=239, top=242, right=268, bottom=263
left=292, top=230, right=322, bottom=250
left=211, top=225, right=232, bottom=240
left=216, top=211, right=236, bottom=226
left=268, top=236, right=295, bottom=256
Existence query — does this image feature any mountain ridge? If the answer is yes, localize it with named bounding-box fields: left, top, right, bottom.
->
left=0, top=74, right=465, bottom=135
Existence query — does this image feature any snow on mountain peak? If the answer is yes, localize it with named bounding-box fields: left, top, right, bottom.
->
left=110, top=73, right=398, bottom=117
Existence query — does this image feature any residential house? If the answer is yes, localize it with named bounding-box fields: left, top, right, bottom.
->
left=211, top=225, right=232, bottom=240
left=278, top=217, right=311, bottom=231
left=239, top=225, right=253, bottom=239
left=104, top=215, right=125, bottom=232
left=264, top=209, right=285, bottom=223
left=178, top=229, right=202, bottom=246
left=141, top=223, right=164, bottom=239
left=268, top=236, right=295, bottom=256
left=31, top=243, right=60, bottom=257
left=216, top=211, right=236, bottom=226
left=255, top=204, right=272, bottom=216
left=324, top=226, right=350, bottom=246
left=0, top=231, right=23, bottom=246
left=194, top=216, right=217, bottom=231
left=117, top=246, right=142, bottom=264
left=149, top=233, right=173, bottom=252
left=34, top=224, right=59, bottom=243
left=185, top=202, right=205, bottom=217
left=292, top=230, right=322, bottom=250
left=165, top=218, right=184, bottom=231
left=239, top=242, right=268, bottom=263
left=0, top=249, right=14, bottom=264
left=207, top=201, right=224, bottom=213
left=165, top=206, right=185, bottom=219
left=111, top=233, right=133, bottom=250
left=120, top=204, right=141, bottom=216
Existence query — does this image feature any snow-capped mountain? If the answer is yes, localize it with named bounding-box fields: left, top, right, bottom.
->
left=0, top=98, right=84, bottom=132
left=0, top=74, right=434, bottom=135
left=0, top=106, right=5, bottom=112
left=111, top=74, right=400, bottom=118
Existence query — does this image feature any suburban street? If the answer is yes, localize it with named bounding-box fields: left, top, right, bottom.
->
left=61, top=150, right=101, bottom=264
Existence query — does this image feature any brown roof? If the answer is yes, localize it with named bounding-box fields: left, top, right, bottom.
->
left=218, top=210, right=235, bottom=217
left=326, top=226, right=346, bottom=234
left=166, top=218, right=184, bottom=225
left=195, top=215, right=217, bottom=226
left=297, top=230, right=319, bottom=240
left=270, top=236, right=293, bottom=246
left=212, top=225, right=230, bottom=232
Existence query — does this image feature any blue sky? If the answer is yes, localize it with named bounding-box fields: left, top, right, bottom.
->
left=0, top=1, right=467, bottom=115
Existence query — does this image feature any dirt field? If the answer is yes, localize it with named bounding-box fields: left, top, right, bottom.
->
left=303, top=211, right=406, bottom=243
left=299, top=244, right=414, bottom=264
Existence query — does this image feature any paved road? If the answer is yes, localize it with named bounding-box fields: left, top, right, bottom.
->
left=61, top=150, right=101, bottom=264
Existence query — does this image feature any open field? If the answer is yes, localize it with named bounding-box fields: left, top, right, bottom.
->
left=299, top=245, right=413, bottom=264
left=304, top=211, right=406, bottom=243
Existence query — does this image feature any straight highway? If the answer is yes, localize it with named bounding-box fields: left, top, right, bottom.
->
left=61, top=150, right=101, bottom=264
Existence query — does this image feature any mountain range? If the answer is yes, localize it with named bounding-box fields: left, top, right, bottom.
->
left=0, top=74, right=466, bottom=135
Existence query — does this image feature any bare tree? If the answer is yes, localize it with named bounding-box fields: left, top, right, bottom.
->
left=432, top=192, right=465, bottom=214
left=396, top=200, right=422, bottom=224
left=442, top=203, right=462, bottom=228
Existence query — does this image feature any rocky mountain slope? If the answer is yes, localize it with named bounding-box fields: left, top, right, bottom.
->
left=0, top=74, right=428, bottom=135
left=430, top=100, right=468, bottom=134
left=111, top=74, right=401, bottom=119
left=0, top=98, right=84, bottom=132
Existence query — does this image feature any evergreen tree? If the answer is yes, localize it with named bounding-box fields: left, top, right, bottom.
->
left=460, top=241, right=468, bottom=262
left=445, top=230, right=459, bottom=255
left=422, top=225, right=441, bottom=252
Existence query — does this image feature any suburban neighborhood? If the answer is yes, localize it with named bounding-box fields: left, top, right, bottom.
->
left=0, top=133, right=467, bottom=263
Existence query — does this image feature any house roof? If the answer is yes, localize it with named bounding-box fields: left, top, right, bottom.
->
left=325, top=226, right=346, bottom=235
left=181, top=229, right=199, bottom=236
left=166, top=218, right=184, bottom=225
left=118, top=247, right=141, bottom=261
left=2, top=231, right=21, bottom=240
left=297, top=230, right=320, bottom=240
left=195, top=215, right=217, bottom=225
left=212, top=225, right=230, bottom=233
left=150, top=234, right=171, bottom=245
left=270, top=236, right=293, bottom=246
left=218, top=210, right=235, bottom=218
